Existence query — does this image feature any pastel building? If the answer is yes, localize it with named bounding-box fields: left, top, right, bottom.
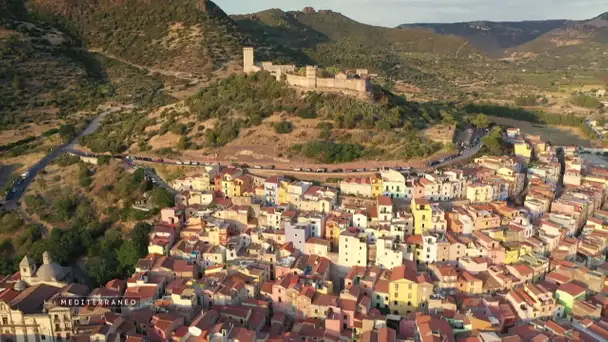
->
left=339, top=230, right=368, bottom=267
left=381, top=170, right=407, bottom=199
left=411, top=198, right=432, bottom=235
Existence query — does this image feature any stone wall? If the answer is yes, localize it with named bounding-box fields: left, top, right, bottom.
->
left=316, top=77, right=368, bottom=93
left=243, top=47, right=369, bottom=94
left=285, top=74, right=309, bottom=88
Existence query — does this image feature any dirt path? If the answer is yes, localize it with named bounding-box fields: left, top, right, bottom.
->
left=87, top=48, right=199, bottom=81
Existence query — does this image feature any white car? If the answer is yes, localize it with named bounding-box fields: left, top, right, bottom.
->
left=184, top=161, right=192, bottom=165
left=176, top=161, right=183, bottom=165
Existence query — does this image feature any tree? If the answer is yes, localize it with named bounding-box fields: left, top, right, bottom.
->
left=130, top=222, right=152, bottom=255
left=116, top=240, right=140, bottom=275
left=78, top=164, right=92, bottom=188
left=150, top=188, right=174, bottom=208
left=469, top=114, right=489, bottom=128
left=58, top=124, right=76, bottom=143
left=98, top=155, right=111, bottom=165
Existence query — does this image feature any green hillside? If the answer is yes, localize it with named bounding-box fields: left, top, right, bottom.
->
left=233, top=8, right=483, bottom=92
left=0, top=5, right=174, bottom=129
left=29, top=0, right=243, bottom=75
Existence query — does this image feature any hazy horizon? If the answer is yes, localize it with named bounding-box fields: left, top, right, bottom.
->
left=215, top=0, right=607, bottom=27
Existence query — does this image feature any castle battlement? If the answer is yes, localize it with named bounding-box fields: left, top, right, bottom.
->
left=243, top=47, right=369, bottom=94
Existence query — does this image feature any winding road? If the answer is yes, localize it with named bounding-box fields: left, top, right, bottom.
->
left=2, top=108, right=486, bottom=210
left=2, top=106, right=123, bottom=208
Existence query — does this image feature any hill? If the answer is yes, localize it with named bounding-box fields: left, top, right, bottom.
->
left=80, top=72, right=468, bottom=164
left=0, top=14, right=107, bottom=129
left=398, top=20, right=568, bottom=57
left=28, top=0, right=243, bottom=76
left=233, top=7, right=482, bottom=90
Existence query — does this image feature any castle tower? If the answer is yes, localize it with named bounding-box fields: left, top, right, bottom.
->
left=19, top=255, right=36, bottom=281
left=243, top=47, right=255, bottom=73
left=305, top=66, right=317, bottom=89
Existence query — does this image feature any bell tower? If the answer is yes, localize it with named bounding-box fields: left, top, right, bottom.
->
left=243, top=47, right=255, bottom=73
left=19, top=255, right=36, bottom=282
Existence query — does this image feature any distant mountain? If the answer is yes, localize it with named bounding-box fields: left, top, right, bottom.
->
left=28, top=0, right=244, bottom=76
left=398, top=12, right=608, bottom=58
left=505, top=13, right=608, bottom=69
left=398, top=20, right=569, bottom=56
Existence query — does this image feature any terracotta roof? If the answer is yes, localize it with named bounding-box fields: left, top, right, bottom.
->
left=378, top=196, right=392, bottom=206
left=557, top=282, right=586, bottom=297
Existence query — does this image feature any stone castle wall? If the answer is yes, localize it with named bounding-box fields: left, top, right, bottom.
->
left=243, top=48, right=369, bottom=94
left=316, top=77, right=368, bottom=93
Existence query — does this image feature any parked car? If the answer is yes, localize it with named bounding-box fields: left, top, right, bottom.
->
left=192, top=161, right=200, bottom=165
left=176, top=161, right=183, bottom=165
left=303, top=168, right=312, bottom=172
left=316, top=168, right=327, bottom=173
left=332, top=168, right=343, bottom=173
left=293, top=168, right=302, bottom=171
left=254, top=165, right=263, bottom=169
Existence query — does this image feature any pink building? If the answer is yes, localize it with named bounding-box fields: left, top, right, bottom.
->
left=161, top=207, right=186, bottom=226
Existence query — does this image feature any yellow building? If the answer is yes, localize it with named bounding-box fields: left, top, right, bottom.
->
left=171, top=165, right=219, bottom=192
left=504, top=246, right=519, bottom=265
left=277, top=179, right=291, bottom=205
left=325, top=219, right=343, bottom=252
left=229, top=176, right=252, bottom=198
left=458, top=272, right=483, bottom=294
left=411, top=198, right=432, bottom=235
left=371, top=174, right=383, bottom=198
left=201, top=226, right=221, bottom=246
left=389, top=264, right=419, bottom=315
left=486, top=229, right=505, bottom=242
left=514, top=141, right=532, bottom=162
left=466, top=183, right=494, bottom=203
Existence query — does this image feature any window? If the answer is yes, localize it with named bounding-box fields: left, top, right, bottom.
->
left=2, top=317, right=7, bottom=325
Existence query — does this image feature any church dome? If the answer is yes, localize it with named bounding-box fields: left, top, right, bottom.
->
left=13, top=280, right=27, bottom=291
left=35, top=251, right=66, bottom=282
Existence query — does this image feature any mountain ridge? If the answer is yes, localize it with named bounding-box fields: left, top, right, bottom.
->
left=398, top=11, right=608, bottom=56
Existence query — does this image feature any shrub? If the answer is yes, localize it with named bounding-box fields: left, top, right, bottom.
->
left=273, top=121, right=294, bottom=134
left=570, top=95, right=601, bottom=109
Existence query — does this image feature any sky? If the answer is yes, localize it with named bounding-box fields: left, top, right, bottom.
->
left=215, top=0, right=607, bottom=27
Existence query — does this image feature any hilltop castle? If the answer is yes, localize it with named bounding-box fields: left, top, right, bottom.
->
left=243, top=47, right=370, bottom=94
